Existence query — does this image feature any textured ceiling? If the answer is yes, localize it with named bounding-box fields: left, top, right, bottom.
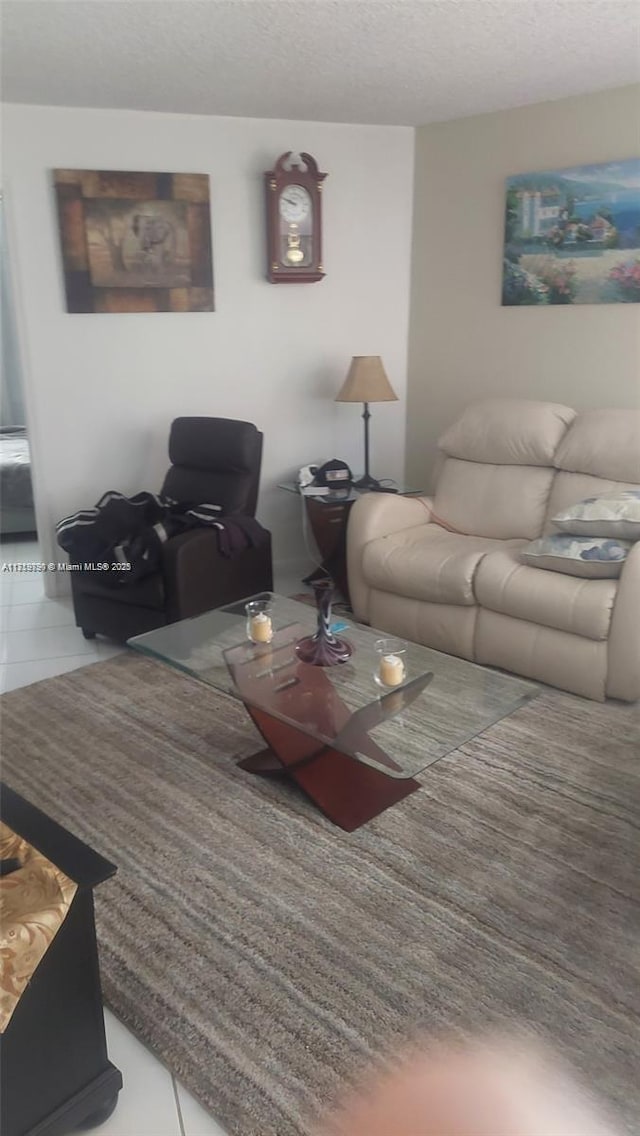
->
left=2, top=0, right=638, bottom=127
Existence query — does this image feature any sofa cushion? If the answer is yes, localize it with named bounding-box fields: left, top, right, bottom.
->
left=434, top=459, right=554, bottom=540
left=438, top=399, right=575, bottom=466
left=543, top=471, right=640, bottom=533
left=521, top=534, right=631, bottom=579
left=475, top=547, right=617, bottom=640
left=475, top=609, right=608, bottom=701
left=368, top=590, right=478, bottom=661
left=554, top=409, right=640, bottom=483
left=552, top=488, right=640, bottom=540
left=362, top=523, right=525, bottom=606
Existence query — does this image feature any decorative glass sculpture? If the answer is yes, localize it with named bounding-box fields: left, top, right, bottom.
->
left=295, top=579, right=352, bottom=666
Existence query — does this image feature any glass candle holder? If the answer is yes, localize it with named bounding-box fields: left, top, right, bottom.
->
left=374, top=637, right=407, bottom=688
left=246, top=599, right=274, bottom=644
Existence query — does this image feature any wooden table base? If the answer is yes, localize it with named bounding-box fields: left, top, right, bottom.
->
left=224, top=627, right=424, bottom=832
left=240, top=705, right=421, bottom=832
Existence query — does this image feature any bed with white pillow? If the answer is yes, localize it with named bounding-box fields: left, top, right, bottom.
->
left=0, top=426, right=37, bottom=536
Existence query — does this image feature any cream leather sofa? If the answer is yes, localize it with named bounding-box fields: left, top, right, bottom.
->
left=347, top=400, right=640, bottom=701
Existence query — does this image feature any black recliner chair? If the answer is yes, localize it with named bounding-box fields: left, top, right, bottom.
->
left=70, top=417, right=273, bottom=643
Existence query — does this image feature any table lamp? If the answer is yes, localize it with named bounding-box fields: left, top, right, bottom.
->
left=335, top=356, right=398, bottom=490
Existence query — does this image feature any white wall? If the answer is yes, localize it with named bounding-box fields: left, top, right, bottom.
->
left=1, top=104, right=413, bottom=593
left=407, top=84, right=640, bottom=488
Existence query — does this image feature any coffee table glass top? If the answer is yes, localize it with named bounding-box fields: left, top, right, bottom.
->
left=128, top=593, right=539, bottom=779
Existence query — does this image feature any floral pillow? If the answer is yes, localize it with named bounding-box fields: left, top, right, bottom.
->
left=521, top=534, right=632, bottom=578
left=552, top=489, right=640, bottom=540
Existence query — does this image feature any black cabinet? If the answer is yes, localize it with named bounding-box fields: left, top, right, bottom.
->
left=0, top=785, right=122, bottom=1136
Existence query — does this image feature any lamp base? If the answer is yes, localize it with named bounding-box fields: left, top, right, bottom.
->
left=353, top=473, right=381, bottom=491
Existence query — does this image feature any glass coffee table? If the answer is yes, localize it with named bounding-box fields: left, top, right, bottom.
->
left=129, top=593, right=539, bottom=832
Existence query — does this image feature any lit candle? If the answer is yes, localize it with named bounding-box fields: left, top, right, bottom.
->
left=379, top=653, right=405, bottom=687
left=250, top=612, right=273, bottom=643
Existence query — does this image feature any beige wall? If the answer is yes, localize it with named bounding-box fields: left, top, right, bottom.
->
left=406, top=84, right=640, bottom=489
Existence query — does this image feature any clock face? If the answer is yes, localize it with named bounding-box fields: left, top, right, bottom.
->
left=279, top=185, right=312, bottom=224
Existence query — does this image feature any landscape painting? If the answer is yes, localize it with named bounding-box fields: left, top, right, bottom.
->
left=53, top=170, right=214, bottom=312
left=502, top=158, right=640, bottom=305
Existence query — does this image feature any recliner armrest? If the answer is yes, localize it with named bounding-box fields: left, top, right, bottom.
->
left=346, top=494, right=434, bottom=623
left=161, top=529, right=221, bottom=618
left=161, top=526, right=272, bottom=621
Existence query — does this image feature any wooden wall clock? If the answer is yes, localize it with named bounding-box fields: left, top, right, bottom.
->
left=265, top=152, right=327, bottom=283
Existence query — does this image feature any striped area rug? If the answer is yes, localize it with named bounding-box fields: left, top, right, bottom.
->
left=2, top=653, right=639, bottom=1134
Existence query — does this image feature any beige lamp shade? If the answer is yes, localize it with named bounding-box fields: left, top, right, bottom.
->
left=335, top=356, right=398, bottom=403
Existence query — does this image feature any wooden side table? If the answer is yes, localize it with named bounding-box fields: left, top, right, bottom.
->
left=302, top=493, right=354, bottom=600
left=278, top=483, right=423, bottom=605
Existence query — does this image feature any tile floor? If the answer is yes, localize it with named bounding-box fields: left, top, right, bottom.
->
left=0, top=537, right=316, bottom=1135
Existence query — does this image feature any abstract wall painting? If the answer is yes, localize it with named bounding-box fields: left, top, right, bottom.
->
left=53, top=170, right=214, bottom=312
left=502, top=158, right=640, bottom=305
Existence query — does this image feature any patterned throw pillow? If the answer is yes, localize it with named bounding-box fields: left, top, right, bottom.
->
left=552, top=489, right=640, bottom=540
left=521, top=534, right=632, bottom=578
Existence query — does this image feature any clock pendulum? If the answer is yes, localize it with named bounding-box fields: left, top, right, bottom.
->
left=285, top=223, right=304, bottom=264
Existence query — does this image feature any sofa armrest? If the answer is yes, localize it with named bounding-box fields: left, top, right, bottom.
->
left=606, top=542, right=640, bottom=701
left=346, top=494, right=434, bottom=623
